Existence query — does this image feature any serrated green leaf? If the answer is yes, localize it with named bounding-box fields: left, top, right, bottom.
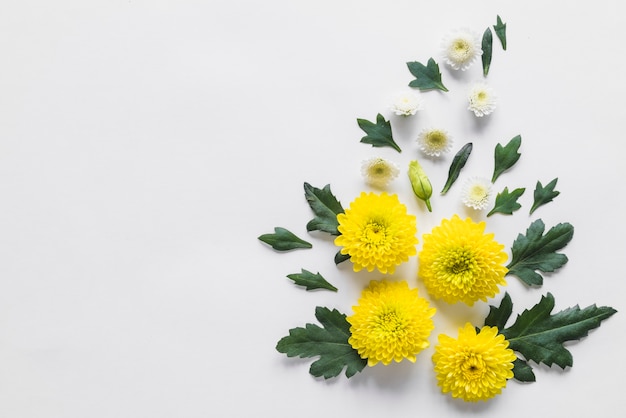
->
left=512, top=358, right=536, bottom=382
left=304, top=182, right=344, bottom=235
left=334, top=250, right=350, bottom=265
left=408, top=160, right=433, bottom=212
left=441, top=143, right=473, bottom=194
left=482, top=27, right=493, bottom=76
left=501, top=293, right=617, bottom=370
left=487, top=187, right=525, bottom=217
left=406, top=58, right=449, bottom=92
left=494, top=15, right=507, bottom=50
left=507, top=219, right=574, bottom=286
left=530, top=178, right=560, bottom=214
left=492, top=135, right=522, bottom=183
left=484, top=292, right=513, bottom=330
left=276, top=306, right=367, bottom=379
left=356, top=113, right=401, bottom=152
left=286, top=269, right=338, bottom=292
left=258, top=227, right=312, bottom=251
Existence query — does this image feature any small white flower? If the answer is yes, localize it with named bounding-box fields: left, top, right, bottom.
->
left=416, top=128, right=453, bottom=157
left=441, top=29, right=483, bottom=71
left=461, top=177, right=493, bottom=210
left=468, top=82, right=497, bottom=117
left=361, top=157, right=400, bottom=188
left=389, top=90, right=424, bottom=116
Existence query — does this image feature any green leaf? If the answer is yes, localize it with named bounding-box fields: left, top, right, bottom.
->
left=408, top=160, right=433, bottom=212
left=487, top=187, right=525, bottom=217
left=501, top=293, right=617, bottom=370
left=494, top=15, right=507, bottom=50
left=304, top=183, right=344, bottom=235
left=530, top=178, right=560, bottom=214
left=357, top=113, right=401, bottom=152
left=484, top=292, right=513, bottom=330
left=506, top=219, right=574, bottom=286
left=482, top=27, right=493, bottom=76
left=512, top=358, right=536, bottom=382
left=406, top=58, right=449, bottom=92
left=441, top=143, right=473, bottom=194
left=334, top=250, right=350, bottom=265
left=276, top=306, right=367, bottom=379
left=258, top=227, right=312, bottom=251
left=286, top=269, right=338, bottom=292
left=492, top=135, right=522, bottom=183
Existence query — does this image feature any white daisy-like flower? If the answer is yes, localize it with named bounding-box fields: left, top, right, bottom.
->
left=461, top=177, right=493, bottom=210
left=416, top=128, right=453, bottom=157
left=361, top=157, right=400, bottom=188
left=389, top=90, right=424, bottom=116
left=441, top=29, right=483, bottom=71
left=468, top=82, right=497, bottom=117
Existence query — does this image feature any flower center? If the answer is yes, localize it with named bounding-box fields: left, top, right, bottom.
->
left=439, top=247, right=479, bottom=286
left=425, top=130, right=448, bottom=150
left=363, top=221, right=388, bottom=245
left=461, top=353, right=486, bottom=380
left=451, top=38, right=473, bottom=60
left=375, top=309, right=406, bottom=335
left=469, top=184, right=489, bottom=202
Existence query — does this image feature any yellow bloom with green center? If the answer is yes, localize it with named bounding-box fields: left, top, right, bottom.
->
left=432, top=323, right=516, bottom=402
left=418, top=215, right=507, bottom=305
left=348, top=279, right=436, bottom=366
left=335, top=192, right=418, bottom=274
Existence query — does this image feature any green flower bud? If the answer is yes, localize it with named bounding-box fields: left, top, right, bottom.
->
left=408, top=160, right=433, bottom=212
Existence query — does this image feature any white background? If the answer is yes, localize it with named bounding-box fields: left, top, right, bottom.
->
left=1, top=1, right=625, bottom=417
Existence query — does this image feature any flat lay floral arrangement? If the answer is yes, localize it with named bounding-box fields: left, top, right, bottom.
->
left=258, top=16, right=616, bottom=403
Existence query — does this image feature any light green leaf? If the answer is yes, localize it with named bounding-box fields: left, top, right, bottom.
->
left=286, top=269, right=338, bottom=292
left=501, top=293, right=617, bottom=370
left=492, top=135, right=522, bottom=183
left=408, top=160, right=433, bottom=212
left=406, top=58, right=448, bottom=92
left=304, top=182, right=344, bottom=235
left=530, top=178, right=560, bottom=214
left=482, top=27, right=493, bottom=76
left=487, top=187, right=525, bottom=217
left=506, top=219, right=574, bottom=286
left=357, top=114, right=401, bottom=152
left=258, top=227, right=312, bottom=251
left=441, top=143, right=473, bottom=194
left=494, top=15, right=507, bottom=50
left=276, top=306, right=367, bottom=379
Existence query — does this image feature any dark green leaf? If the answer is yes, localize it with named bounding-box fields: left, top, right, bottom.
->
left=494, top=15, right=507, bottom=50
left=530, top=178, right=560, bottom=214
left=487, top=187, right=525, bottom=217
left=484, top=292, right=513, bottom=330
left=406, top=58, right=449, bottom=92
left=357, top=113, right=401, bottom=152
left=492, top=135, right=522, bottom=183
left=258, top=227, right=312, bottom=251
left=441, top=143, right=473, bottom=194
left=334, top=250, right=350, bottom=265
left=501, top=293, right=617, bottom=369
left=506, top=219, right=574, bottom=286
left=304, top=182, right=344, bottom=235
left=276, top=306, right=367, bottom=379
left=482, top=27, right=493, bottom=76
left=286, top=269, right=338, bottom=292
left=512, top=358, right=536, bottom=382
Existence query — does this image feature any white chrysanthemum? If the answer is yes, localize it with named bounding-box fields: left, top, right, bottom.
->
left=468, top=82, right=497, bottom=117
left=461, top=177, right=493, bottom=210
left=441, top=29, right=483, bottom=71
left=361, top=157, right=400, bottom=188
left=417, top=128, right=453, bottom=157
left=389, top=90, right=424, bottom=116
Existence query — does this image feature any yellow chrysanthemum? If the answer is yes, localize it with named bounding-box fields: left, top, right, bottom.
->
left=348, top=280, right=436, bottom=366
left=418, top=215, right=508, bottom=305
left=335, top=192, right=418, bottom=274
left=432, top=323, right=516, bottom=402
